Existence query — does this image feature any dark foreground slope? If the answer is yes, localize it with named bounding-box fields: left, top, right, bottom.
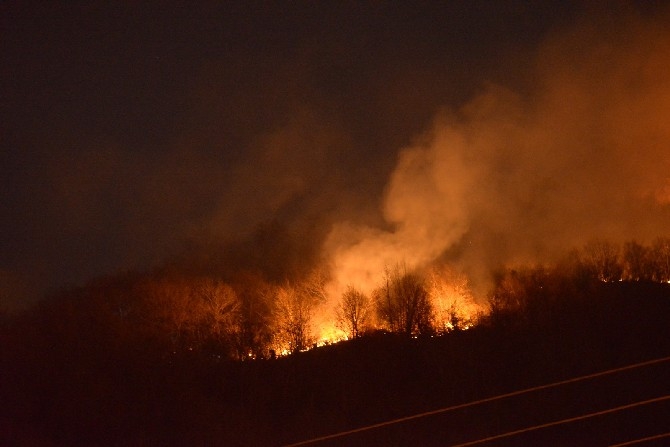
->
left=1, top=281, right=669, bottom=446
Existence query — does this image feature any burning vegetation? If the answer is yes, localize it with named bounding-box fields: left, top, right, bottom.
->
left=9, top=236, right=668, bottom=364
left=3, top=3, right=670, bottom=445
left=4, top=236, right=670, bottom=446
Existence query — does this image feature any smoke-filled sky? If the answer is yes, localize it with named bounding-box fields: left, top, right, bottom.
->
left=2, top=1, right=670, bottom=309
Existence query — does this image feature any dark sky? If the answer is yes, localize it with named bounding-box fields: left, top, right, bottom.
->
left=2, top=1, right=670, bottom=308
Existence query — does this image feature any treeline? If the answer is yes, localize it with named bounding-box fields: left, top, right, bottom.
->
left=0, top=264, right=483, bottom=365
left=4, top=237, right=670, bottom=365
left=2, top=238, right=670, bottom=445
left=487, top=237, right=670, bottom=326
left=573, top=237, right=670, bottom=283
left=21, top=269, right=324, bottom=362
left=305, top=236, right=670, bottom=347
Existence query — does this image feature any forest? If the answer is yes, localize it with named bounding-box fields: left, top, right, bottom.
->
left=1, top=237, right=670, bottom=445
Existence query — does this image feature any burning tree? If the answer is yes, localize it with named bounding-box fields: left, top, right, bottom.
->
left=272, top=283, right=312, bottom=354
left=271, top=269, right=328, bottom=354
left=335, top=285, right=371, bottom=339
left=426, top=266, right=481, bottom=333
left=373, top=264, right=432, bottom=336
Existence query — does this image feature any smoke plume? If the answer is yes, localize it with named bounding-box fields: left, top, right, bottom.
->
left=325, top=10, right=670, bottom=300
left=3, top=3, right=670, bottom=311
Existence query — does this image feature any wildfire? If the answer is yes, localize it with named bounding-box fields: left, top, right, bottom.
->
left=426, top=265, right=484, bottom=333
left=260, top=262, right=490, bottom=358
left=316, top=323, right=347, bottom=346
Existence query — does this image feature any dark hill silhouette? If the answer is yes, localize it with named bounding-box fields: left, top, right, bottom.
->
left=1, top=278, right=669, bottom=446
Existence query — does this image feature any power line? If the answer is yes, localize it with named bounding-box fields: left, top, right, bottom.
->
left=608, top=432, right=670, bottom=447
left=449, top=395, right=670, bottom=447
left=282, top=355, right=670, bottom=447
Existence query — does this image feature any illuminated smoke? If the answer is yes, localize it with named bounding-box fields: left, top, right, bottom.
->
left=325, top=11, right=670, bottom=302
left=6, top=5, right=670, bottom=314
left=325, top=114, right=480, bottom=297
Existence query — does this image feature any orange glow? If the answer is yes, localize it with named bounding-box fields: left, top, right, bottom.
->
left=426, top=265, right=484, bottom=333
left=314, top=310, right=348, bottom=346
left=316, top=325, right=348, bottom=347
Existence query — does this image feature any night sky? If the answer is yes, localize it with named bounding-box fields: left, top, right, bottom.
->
left=2, top=1, right=670, bottom=309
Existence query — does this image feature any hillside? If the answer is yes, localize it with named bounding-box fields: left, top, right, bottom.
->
left=1, top=281, right=669, bottom=446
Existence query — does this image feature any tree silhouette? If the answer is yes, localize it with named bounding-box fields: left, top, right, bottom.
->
left=192, top=277, right=241, bottom=356
left=488, top=268, right=526, bottom=323
left=139, top=276, right=198, bottom=352
left=374, top=264, right=432, bottom=336
left=582, top=239, right=622, bottom=282
left=651, top=237, right=670, bottom=282
left=426, top=265, right=480, bottom=333
left=232, top=271, right=275, bottom=359
left=488, top=266, right=555, bottom=328
left=336, top=285, right=371, bottom=339
left=272, top=282, right=317, bottom=354
left=622, top=241, right=653, bottom=281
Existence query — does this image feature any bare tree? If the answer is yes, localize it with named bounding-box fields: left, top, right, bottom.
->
left=139, top=275, right=200, bottom=352
left=426, top=266, right=481, bottom=333
left=374, top=264, right=432, bottom=336
left=651, top=237, right=670, bottom=282
left=192, top=277, right=241, bottom=355
left=300, top=267, right=329, bottom=305
left=336, top=285, right=371, bottom=339
left=582, top=239, right=622, bottom=282
left=233, top=272, right=275, bottom=360
left=487, top=266, right=552, bottom=327
left=622, top=241, right=653, bottom=281
left=488, top=268, right=526, bottom=317
left=272, top=282, right=316, bottom=354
